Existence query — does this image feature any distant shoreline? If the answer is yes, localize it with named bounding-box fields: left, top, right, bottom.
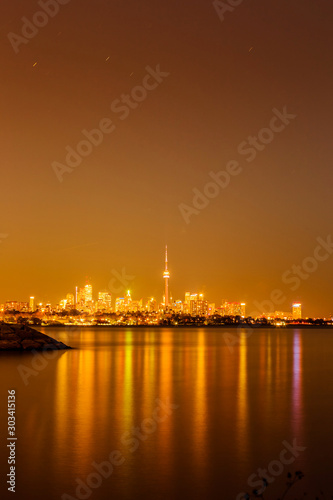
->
left=37, top=323, right=333, bottom=329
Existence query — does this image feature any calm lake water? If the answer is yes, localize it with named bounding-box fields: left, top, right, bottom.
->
left=1, top=327, right=333, bottom=499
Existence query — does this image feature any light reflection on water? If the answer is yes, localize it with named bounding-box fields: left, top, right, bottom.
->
left=0, top=327, right=333, bottom=499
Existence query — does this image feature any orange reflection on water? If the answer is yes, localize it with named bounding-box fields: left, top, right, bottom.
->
left=292, top=331, right=303, bottom=439
left=266, top=333, right=272, bottom=398
left=48, top=328, right=307, bottom=499
left=259, top=333, right=267, bottom=390
left=113, top=333, right=125, bottom=436
left=55, top=349, right=98, bottom=473
left=123, top=330, right=134, bottom=430
left=142, top=329, right=156, bottom=414
left=236, top=331, right=249, bottom=458
left=192, top=330, right=208, bottom=472
left=54, top=350, right=71, bottom=465
left=155, top=330, right=174, bottom=484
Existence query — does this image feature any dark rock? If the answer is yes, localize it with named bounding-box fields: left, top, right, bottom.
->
left=0, top=340, right=22, bottom=350
left=0, top=324, right=72, bottom=351
left=21, top=339, right=43, bottom=350
left=0, top=325, right=16, bottom=334
left=0, top=333, right=20, bottom=341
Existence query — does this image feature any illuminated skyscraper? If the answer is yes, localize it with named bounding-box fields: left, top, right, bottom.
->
left=292, top=303, right=302, bottom=319
left=76, top=282, right=93, bottom=311
left=125, top=289, right=132, bottom=306
left=29, top=296, right=35, bottom=312
left=163, top=245, right=170, bottom=307
left=190, top=298, right=208, bottom=316
left=97, top=291, right=112, bottom=312
left=59, top=299, right=67, bottom=310
left=115, top=297, right=125, bottom=312
left=84, top=283, right=93, bottom=303
left=77, top=287, right=85, bottom=307
left=184, top=292, right=207, bottom=316
left=66, top=293, right=74, bottom=307
left=146, top=298, right=157, bottom=312
left=220, top=301, right=245, bottom=316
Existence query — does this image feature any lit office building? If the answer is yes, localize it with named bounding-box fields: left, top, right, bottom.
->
left=76, top=282, right=93, bottom=310
left=66, top=294, right=74, bottom=307
left=184, top=292, right=201, bottom=306
left=77, top=287, right=85, bottom=307
left=115, top=297, right=125, bottom=313
left=84, top=283, right=93, bottom=303
left=29, top=296, right=35, bottom=312
left=274, top=311, right=292, bottom=320
left=115, top=292, right=142, bottom=313
left=184, top=292, right=207, bottom=316
left=207, top=303, right=215, bottom=316
left=146, top=298, right=158, bottom=312
left=221, top=301, right=246, bottom=316
left=129, top=299, right=143, bottom=312
left=292, top=303, right=302, bottom=320
left=97, top=291, right=112, bottom=312
left=190, top=299, right=208, bottom=316
left=59, top=299, right=67, bottom=310
left=5, top=301, right=29, bottom=312
left=173, top=300, right=183, bottom=313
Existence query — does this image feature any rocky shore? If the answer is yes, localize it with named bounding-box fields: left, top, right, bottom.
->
left=0, top=323, right=71, bottom=351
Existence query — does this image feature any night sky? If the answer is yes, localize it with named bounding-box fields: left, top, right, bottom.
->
left=1, top=0, right=333, bottom=316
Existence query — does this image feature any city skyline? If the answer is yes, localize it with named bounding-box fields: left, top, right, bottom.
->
left=0, top=247, right=320, bottom=319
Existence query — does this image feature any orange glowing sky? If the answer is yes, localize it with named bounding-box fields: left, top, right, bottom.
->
left=0, top=0, right=333, bottom=316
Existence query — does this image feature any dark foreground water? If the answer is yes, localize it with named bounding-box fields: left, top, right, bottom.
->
left=1, top=327, right=333, bottom=499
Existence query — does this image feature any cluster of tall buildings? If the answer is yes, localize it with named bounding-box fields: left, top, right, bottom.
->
left=57, top=284, right=113, bottom=314
left=0, top=247, right=304, bottom=320
left=55, top=283, right=218, bottom=316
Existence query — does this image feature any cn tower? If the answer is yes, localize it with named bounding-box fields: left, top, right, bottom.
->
left=163, top=245, right=170, bottom=307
